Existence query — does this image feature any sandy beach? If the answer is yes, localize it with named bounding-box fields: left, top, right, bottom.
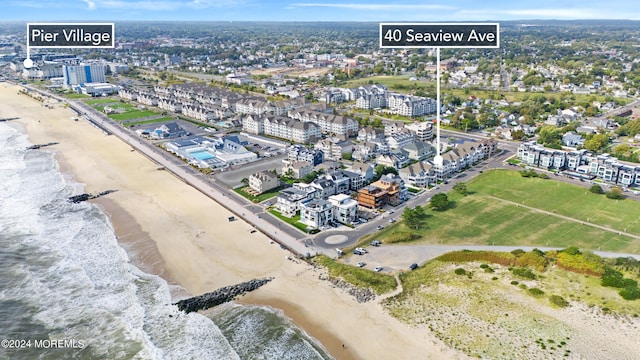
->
left=1, top=82, right=459, bottom=359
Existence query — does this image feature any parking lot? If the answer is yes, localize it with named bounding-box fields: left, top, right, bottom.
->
left=213, top=152, right=288, bottom=188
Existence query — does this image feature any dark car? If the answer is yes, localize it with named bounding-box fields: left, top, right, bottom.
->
left=409, top=263, right=418, bottom=270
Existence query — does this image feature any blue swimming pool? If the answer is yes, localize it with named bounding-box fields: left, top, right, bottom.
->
left=190, top=150, right=214, bottom=160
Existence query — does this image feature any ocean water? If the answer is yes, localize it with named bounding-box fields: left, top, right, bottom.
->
left=0, top=122, right=332, bottom=360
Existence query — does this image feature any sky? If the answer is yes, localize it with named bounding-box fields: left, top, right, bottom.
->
left=2, top=0, right=640, bottom=22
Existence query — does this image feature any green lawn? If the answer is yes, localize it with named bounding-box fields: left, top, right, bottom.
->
left=269, top=208, right=309, bottom=233
left=468, top=170, right=640, bottom=235
left=85, top=98, right=120, bottom=105
left=108, top=110, right=159, bottom=121
left=342, top=75, right=435, bottom=94
left=64, top=93, right=90, bottom=99
left=375, top=169, right=640, bottom=254
left=124, top=117, right=176, bottom=126
left=233, top=186, right=281, bottom=203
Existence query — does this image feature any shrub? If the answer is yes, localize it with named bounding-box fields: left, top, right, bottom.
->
left=549, top=295, right=569, bottom=308
left=384, top=231, right=416, bottom=243
left=511, top=267, right=537, bottom=280
left=589, top=184, right=604, bottom=194
left=606, top=188, right=624, bottom=200
left=511, top=281, right=519, bottom=286
left=516, top=251, right=548, bottom=272
left=454, top=268, right=467, bottom=276
left=619, top=287, right=640, bottom=301
left=484, top=267, right=495, bottom=273
left=480, top=264, right=489, bottom=269
left=528, top=288, right=545, bottom=297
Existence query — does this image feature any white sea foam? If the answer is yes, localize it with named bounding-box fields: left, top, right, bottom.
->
left=0, top=123, right=240, bottom=359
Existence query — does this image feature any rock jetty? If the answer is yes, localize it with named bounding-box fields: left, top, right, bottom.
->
left=27, top=142, right=59, bottom=150
left=67, top=189, right=118, bottom=203
left=175, top=277, right=273, bottom=313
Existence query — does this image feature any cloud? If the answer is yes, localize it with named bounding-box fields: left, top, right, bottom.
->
left=456, top=8, right=615, bottom=20
left=81, top=0, right=97, bottom=9
left=290, top=3, right=455, bottom=11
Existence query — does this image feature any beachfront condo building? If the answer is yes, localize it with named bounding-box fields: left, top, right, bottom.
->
left=63, top=64, right=106, bottom=85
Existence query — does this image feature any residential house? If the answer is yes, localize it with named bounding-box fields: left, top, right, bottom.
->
left=328, top=194, right=358, bottom=225
left=357, top=126, right=384, bottom=142
left=376, top=153, right=409, bottom=170
left=311, top=177, right=337, bottom=198
left=315, top=138, right=354, bottom=160
left=248, top=171, right=279, bottom=194
left=404, top=121, right=434, bottom=141
left=276, top=188, right=312, bottom=217
left=357, top=185, right=388, bottom=209
left=562, top=132, right=585, bottom=147
left=402, top=140, right=433, bottom=161
left=386, top=131, right=415, bottom=150
left=371, top=174, right=407, bottom=206
left=288, top=145, right=324, bottom=166
left=400, top=161, right=436, bottom=188
left=300, top=199, right=334, bottom=229
left=352, top=141, right=378, bottom=162
left=282, top=161, right=314, bottom=180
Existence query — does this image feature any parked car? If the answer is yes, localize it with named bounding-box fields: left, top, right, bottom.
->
left=374, top=266, right=383, bottom=272
left=353, top=249, right=365, bottom=255
left=376, top=225, right=384, bottom=230
left=357, top=261, right=366, bottom=268
left=371, top=240, right=381, bottom=247
left=355, top=247, right=368, bottom=254
left=409, top=263, right=418, bottom=270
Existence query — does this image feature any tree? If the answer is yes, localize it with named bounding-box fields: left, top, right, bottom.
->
left=612, top=144, right=633, bottom=160
left=453, top=182, right=468, bottom=195
left=584, top=133, right=609, bottom=152
left=402, top=205, right=426, bottom=230
left=606, top=187, right=624, bottom=200
left=537, top=126, right=562, bottom=147
left=589, top=184, right=604, bottom=194
left=373, top=165, right=398, bottom=181
left=429, top=193, right=449, bottom=211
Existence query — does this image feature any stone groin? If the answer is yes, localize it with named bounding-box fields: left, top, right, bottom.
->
left=175, top=277, right=274, bottom=313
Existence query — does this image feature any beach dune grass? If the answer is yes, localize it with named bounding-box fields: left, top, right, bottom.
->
left=313, top=255, right=397, bottom=295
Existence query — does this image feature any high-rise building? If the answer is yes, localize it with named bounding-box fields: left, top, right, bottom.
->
left=63, top=64, right=105, bottom=85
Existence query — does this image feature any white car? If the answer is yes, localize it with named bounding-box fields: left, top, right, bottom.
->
left=357, top=261, right=366, bottom=267
left=374, top=266, right=383, bottom=272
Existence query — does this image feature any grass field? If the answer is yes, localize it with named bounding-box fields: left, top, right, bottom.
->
left=108, top=110, right=159, bottom=121
left=469, top=170, right=640, bottom=235
left=64, top=93, right=90, bottom=99
left=375, top=169, right=640, bottom=254
left=85, top=98, right=120, bottom=105
left=124, top=117, right=176, bottom=126
left=342, top=75, right=435, bottom=94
